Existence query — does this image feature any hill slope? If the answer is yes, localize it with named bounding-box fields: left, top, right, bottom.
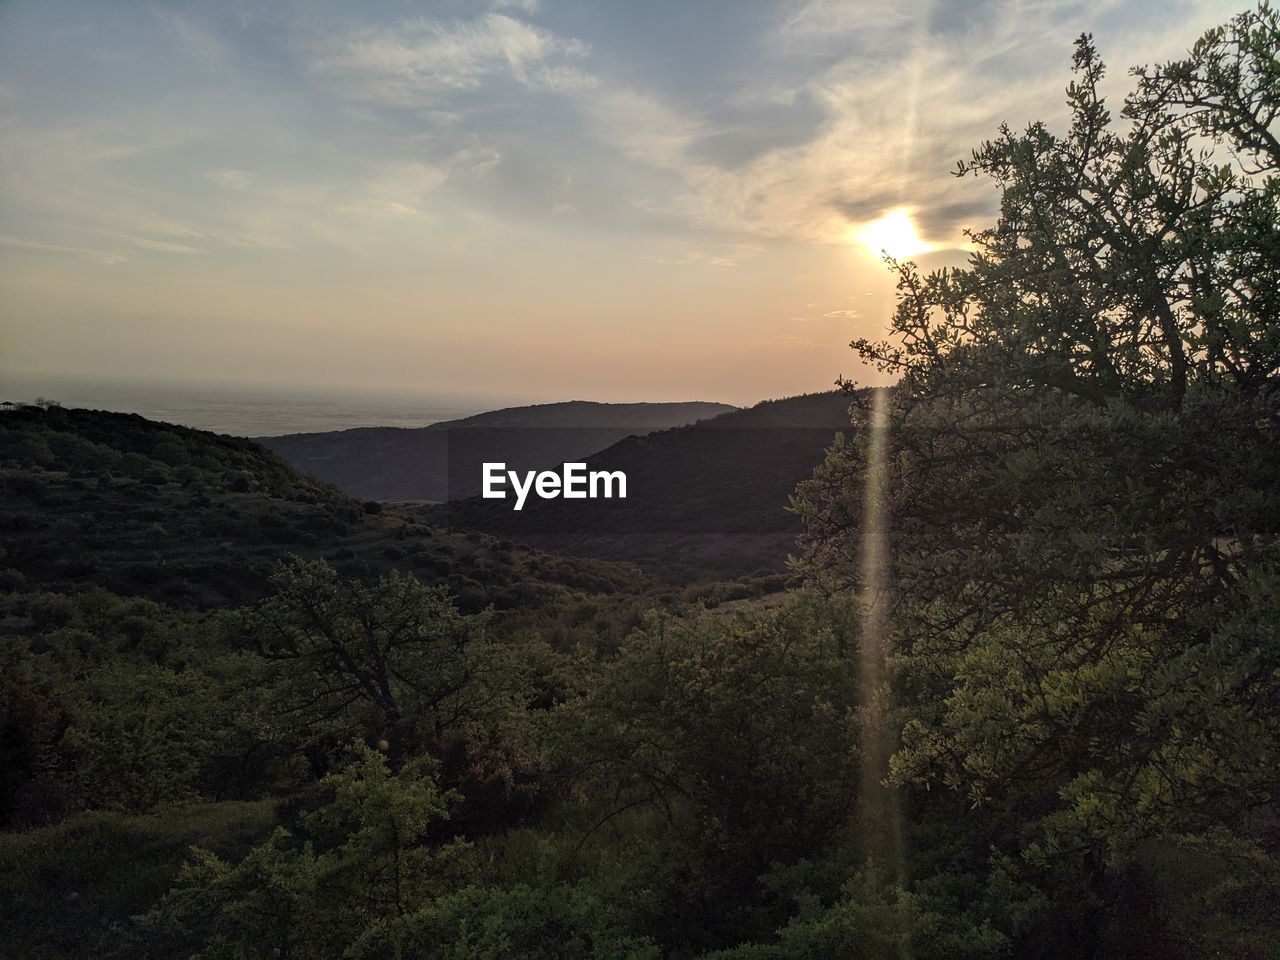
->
left=0, top=405, right=652, bottom=611
left=428, top=392, right=856, bottom=581
left=257, top=400, right=736, bottom=501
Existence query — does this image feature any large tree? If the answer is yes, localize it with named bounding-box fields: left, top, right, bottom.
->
left=797, top=6, right=1280, bottom=955
left=238, top=559, right=530, bottom=768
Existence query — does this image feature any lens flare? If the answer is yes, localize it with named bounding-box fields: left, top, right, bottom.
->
left=857, top=387, right=905, bottom=885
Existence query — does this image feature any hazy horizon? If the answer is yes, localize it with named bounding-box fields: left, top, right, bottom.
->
left=3, top=368, right=748, bottom=409
left=0, top=0, right=1245, bottom=402
left=0, top=370, right=748, bottom=436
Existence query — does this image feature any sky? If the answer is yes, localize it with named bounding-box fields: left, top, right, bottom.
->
left=0, top=0, right=1248, bottom=406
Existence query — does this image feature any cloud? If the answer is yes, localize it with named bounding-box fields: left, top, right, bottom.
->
left=0, top=113, right=296, bottom=258
left=293, top=3, right=1026, bottom=250
left=648, top=240, right=765, bottom=269
left=787, top=307, right=862, bottom=324
left=652, top=33, right=1040, bottom=246
left=581, top=87, right=704, bottom=170
left=780, top=0, right=917, bottom=49
left=309, top=13, right=593, bottom=104
left=687, top=91, right=828, bottom=170
left=101, top=216, right=293, bottom=254
left=1, top=0, right=1247, bottom=299
left=530, top=64, right=599, bottom=91
left=448, top=146, right=502, bottom=177
left=568, top=0, right=1244, bottom=251
left=341, top=162, right=448, bottom=218
left=491, top=0, right=540, bottom=12
left=125, top=235, right=204, bottom=255
left=208, top=168, right=253, bottom=191
left=157, top=9, right=226, bottom=70
left=77, top=127, right=205, bottom=162
left=0, top=234, right=125, bottom=265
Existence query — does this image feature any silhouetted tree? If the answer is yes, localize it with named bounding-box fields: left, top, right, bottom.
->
left=798, top=7, right=1280, bottom=955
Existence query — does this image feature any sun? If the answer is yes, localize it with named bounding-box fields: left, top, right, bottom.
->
left=852, top=208, right=933, bottom=260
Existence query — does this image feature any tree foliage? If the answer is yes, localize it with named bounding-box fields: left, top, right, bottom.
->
left=798, top=7, right=1280, bottom=954
left=143, top=743, right=462, bottom=960
left=239, top=559, right=529, bottom=763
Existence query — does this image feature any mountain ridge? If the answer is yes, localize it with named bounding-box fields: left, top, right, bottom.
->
left=426, top=391, right=857, bottom=581
left=258, top=399, right=736, bottom=501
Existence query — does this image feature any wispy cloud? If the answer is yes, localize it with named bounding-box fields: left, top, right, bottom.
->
left=581, top=87, right=704, bottom=169
left=309, top=13, right=593, bottom=103
left=0, top=233, right=125, bottom=265
left=208, top=168, right=253, bottom=191
left=648, top=240, right=764, bottom=269
left=492, top=0, right=540, bottom=12
left=159, top=9, right=226, bottom=70
left=341, top=162, right=448, bottom=218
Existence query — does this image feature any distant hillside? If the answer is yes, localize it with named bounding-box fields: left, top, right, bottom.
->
left=0, top=405, right=654, bottom=611
left=258, top=400, right=736, bottom=501
left=427, top=392, right=857, bottom=581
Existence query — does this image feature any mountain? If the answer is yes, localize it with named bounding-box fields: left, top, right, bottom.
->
left=0, top=405, right=654, bottom=611
left=426, top=392, right=857, bottom=581
left=257, top=400, right=736, bottom=502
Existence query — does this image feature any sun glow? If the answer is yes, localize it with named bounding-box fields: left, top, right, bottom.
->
left=853, top=208, right=934, bottom=260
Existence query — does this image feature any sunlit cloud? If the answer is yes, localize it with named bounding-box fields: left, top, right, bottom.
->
left=587, top=0, right=1243, bottom=252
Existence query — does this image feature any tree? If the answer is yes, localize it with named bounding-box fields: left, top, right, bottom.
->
left=551, top=599, right=861, bottom=952
left=143, top=743, right=461, bottom=960
left=797, top=6, right=1280, bottom=954
left=236, top=560, right=551, bottom=838
left=847, top=5, right=1279, bottom=410
left=238, top=559, right=525, bottom=763
left=0, top=665, right=82, bottom=829
left=143, top=742, right=658, bottom=960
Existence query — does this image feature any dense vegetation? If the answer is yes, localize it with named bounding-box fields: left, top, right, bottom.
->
left=797, top=8, right=1280, bottom=955
left=2, top=8, right=1278, bottom=959
left=0, top=403, right=723, bottom=616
